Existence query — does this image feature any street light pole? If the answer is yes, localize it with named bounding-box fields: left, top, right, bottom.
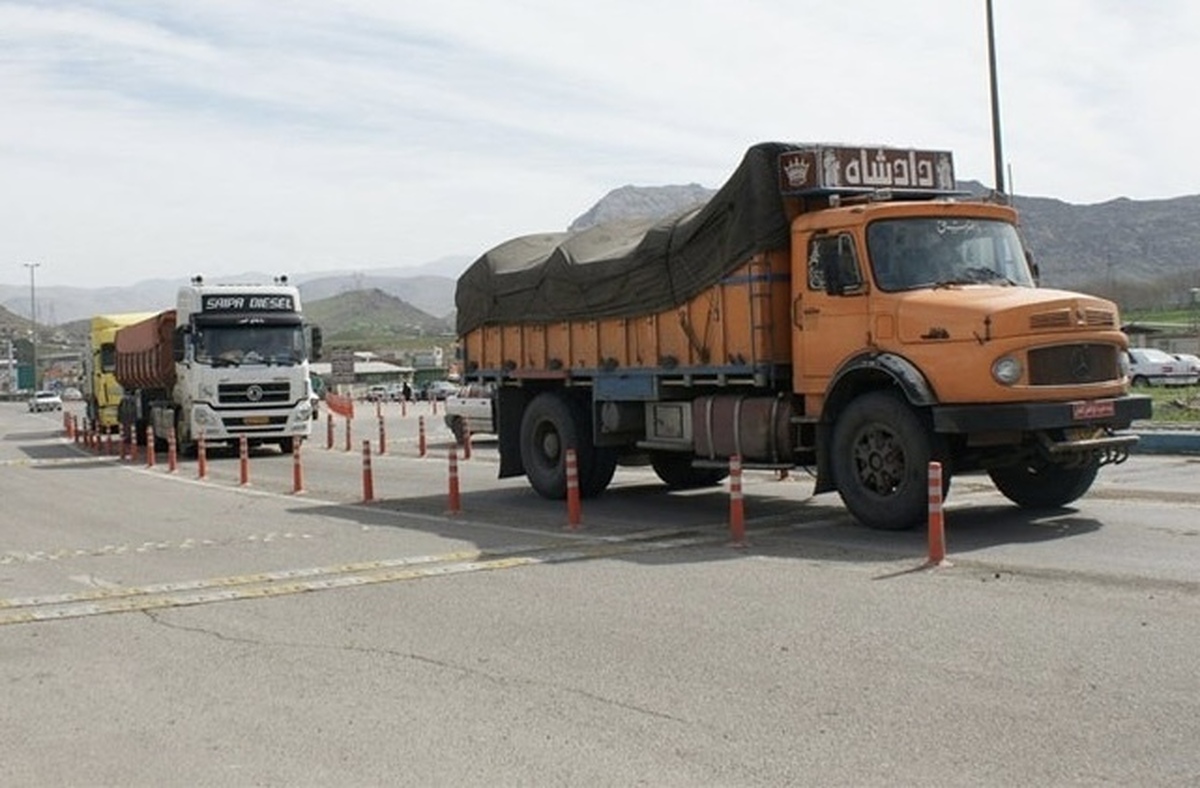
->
left=986, top=0, right=1006, bottom=200
left=24, top=262, right=40, bottom=390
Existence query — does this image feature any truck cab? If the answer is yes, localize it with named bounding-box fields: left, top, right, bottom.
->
left=116, top=276, right=322, bottom=454
left=174, top=277, right=320, bottom=452
left=785, top=196, right=1144, bottom=526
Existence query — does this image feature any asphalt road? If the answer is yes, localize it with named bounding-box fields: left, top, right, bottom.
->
left=3, top=401, right=1199, bottom=786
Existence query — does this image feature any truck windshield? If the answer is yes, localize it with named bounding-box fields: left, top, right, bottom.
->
left=99, top=343, right=117, bottom=373
left=866, top=218, right=1034, bottom=292
left=194, top=325, right=305, bottom=367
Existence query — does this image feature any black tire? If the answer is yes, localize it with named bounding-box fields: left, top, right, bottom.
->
left=580, top=448, right=618, bottom=498
left=519, top=392, right=614, bottom=500
left=1131, top=376, right=1149, bottom=388
left=650, top=452, right=729, bottom=489
left=520, top=393, right=577, bottom=499
left=279, top=437, right=296, bottom=455
left=988, top=458, right=1099, bottom=509
left=831, top=391, right=944, bottom=531
left=568, top=397, right=617, bottom=498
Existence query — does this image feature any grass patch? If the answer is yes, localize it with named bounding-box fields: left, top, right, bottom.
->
left=1136, top=385, right=1200, bottom=424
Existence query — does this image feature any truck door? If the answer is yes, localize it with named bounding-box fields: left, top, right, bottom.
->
left=792, top=229, right=871, bottom=399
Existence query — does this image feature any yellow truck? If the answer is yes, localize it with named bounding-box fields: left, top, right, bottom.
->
left=455, top=143, right=1152, bottom=529
left=82, top=312, right=157, bottom=432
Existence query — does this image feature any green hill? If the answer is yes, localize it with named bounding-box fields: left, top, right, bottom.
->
left=304, top=288, right=453, bottom=350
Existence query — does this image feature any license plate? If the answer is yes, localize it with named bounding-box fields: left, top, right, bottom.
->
left=1072, top=400, right=1115, bottom=420
left=244, top=415, right=270, bottom=426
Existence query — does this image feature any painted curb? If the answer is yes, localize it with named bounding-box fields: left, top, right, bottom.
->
left=1132, top=431, right=1200, bottom=456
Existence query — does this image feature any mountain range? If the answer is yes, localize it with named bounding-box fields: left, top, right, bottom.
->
left=4, top=180, right=1200, bottom=331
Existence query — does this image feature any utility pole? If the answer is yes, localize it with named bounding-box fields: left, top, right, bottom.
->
left=24, top=262, right=40, bottom=390
left=1, top=329, right=12, bottom=394
left=986, top=0, right=1007, bottom=201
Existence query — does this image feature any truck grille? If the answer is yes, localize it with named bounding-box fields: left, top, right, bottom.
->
left=1027, top=344, right=1119, bottom=385
left=218, top=382, right=293, bottom=406
left=1029, top=308, right=1116, bottom=330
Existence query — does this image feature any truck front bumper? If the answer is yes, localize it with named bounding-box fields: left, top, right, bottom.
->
left=191, top=401, right=314, bottom=440
left=932, top=394, right=1153, bottom=434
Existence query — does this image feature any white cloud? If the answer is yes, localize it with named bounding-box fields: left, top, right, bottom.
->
left=1, top=0, right=1196, bottom=288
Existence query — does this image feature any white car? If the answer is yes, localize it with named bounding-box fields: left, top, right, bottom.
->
left=28, top=390, right=64, bottom=412
left=1173, top=352, right=1200, bottom=377
left=444, top=383, right=495, bottom=444
left=1126, top=347, right=1199, bottom=387
left=422, top=380, right=460, bottom=401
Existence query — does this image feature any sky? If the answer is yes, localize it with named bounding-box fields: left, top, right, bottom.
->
left=2, top=0, right=1198, bottom=289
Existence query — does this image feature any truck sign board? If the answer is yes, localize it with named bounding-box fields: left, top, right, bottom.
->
left=329, top=349, right=356, bottom=384
left=201, top=294, right=296, bottom=312
left=778, top=145, right=956, bottom=194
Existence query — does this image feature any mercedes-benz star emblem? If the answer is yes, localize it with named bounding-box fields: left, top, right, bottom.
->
left=246, top=385, right=264, bottom=402
left=1070, top=348, right=1092, bottom=381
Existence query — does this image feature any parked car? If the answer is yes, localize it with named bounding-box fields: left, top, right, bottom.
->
left=444, top=383, right=495, bottom=444
left=1126, top=347, right=1200, bottom=387
left=364, top=384, right=390, bottom=402
left=421, top=380, right=459, bottom=401
left=60, top=387, right=83, bottom=401
left=1173, top=352, right=1200, bottom=377
left=28, top=390, right=63, bottom=412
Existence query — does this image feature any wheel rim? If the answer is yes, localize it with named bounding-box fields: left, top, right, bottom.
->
left=534, top=421, right=561, bottom=466
left=850, top=424, right=906, bottom=496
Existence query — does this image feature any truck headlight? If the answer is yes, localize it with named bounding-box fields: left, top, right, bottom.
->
left=991, top=356, right=1022, bottom=386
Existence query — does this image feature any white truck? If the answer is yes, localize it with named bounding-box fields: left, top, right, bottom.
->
left=115, top=276, right=322, bottom=453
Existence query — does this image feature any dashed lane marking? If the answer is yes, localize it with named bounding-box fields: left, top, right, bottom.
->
left=0, top=456, right=122, bottom=467
left=0, top=532, right=722, bottom=627
left=1, top=532, right=319, bottom=565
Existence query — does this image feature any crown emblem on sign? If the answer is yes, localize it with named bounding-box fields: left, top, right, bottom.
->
left=783, top=155, right=810, bottom=187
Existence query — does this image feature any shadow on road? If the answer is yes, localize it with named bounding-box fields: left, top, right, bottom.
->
left=281, top=474, right=1104, bottom=573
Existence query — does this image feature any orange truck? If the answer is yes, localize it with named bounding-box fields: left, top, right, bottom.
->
left=455, top=143, right=1152, bottom=529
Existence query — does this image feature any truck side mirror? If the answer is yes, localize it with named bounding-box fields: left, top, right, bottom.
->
left=173, top=327, right=187, bottom=363
left=1026, top=250, right=1040, bottom=285
left=309, top=325, right=323, bottom=361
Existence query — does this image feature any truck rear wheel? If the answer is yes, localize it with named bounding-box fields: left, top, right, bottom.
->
left=988, top=457, right=1099, bottom=509
left=832, top=391, right=943, bottom=530
left=520, top=392, right=614, bottom=499
left=650, top=452, right=729, bottom=489
left=568, top=398, right=617, bottom=497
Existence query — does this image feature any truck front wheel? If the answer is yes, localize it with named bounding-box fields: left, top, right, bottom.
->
left=988, top=458, right=1099, bottom=509
left=832, top=391, right=943, bottom=531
